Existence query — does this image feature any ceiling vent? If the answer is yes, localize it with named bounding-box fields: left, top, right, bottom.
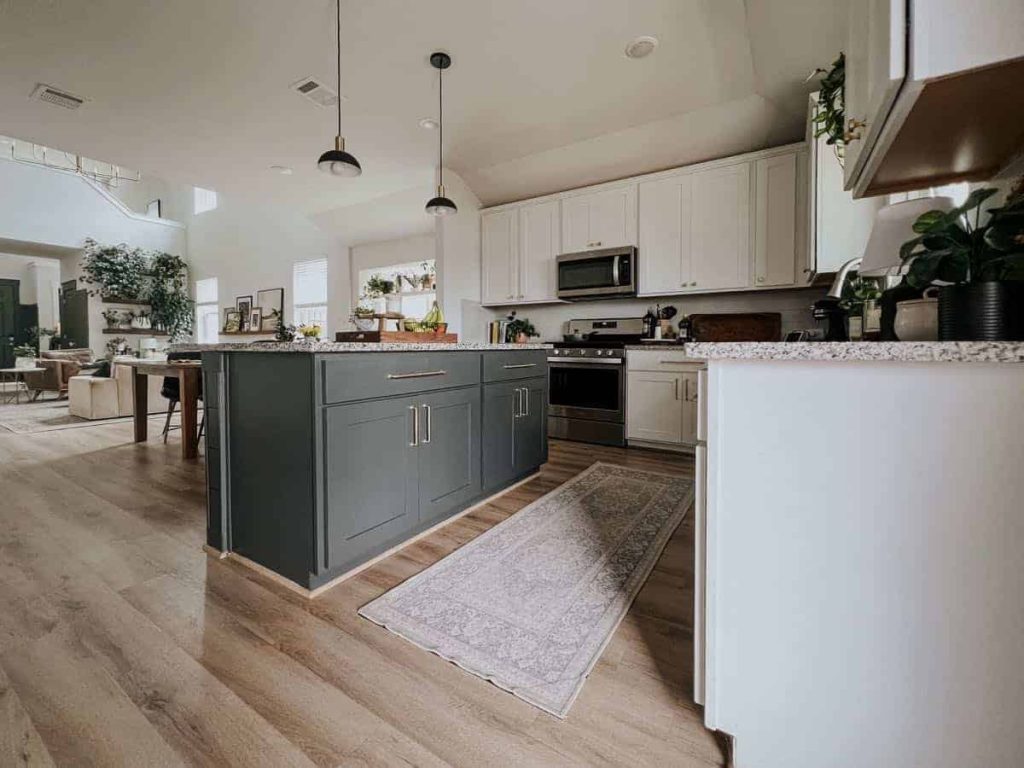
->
left=31, top=83, right=86, bottom=110
left=291, top=76, right=340, bottom=108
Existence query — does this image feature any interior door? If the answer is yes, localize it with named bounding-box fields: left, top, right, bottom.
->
left=417, top=386, right=481, bottom=525
left=323, top=396, right=419, bottom=570
left=482, top=209, right=518, bottom=304
left=518, top=200, right=560, bottom=302
left=0, top=280, right=19, bottom=368
left=690, top=163, right=751, bottom=292
left=513, top=376, right=547, bottom=475
left=638, top=174, right=693, bottom=295
left=754, top=153, right=799, bottom=288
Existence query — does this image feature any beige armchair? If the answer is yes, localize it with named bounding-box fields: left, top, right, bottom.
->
left=24, top=349, right=95, bottom=399
left=68, top=360, right=169, bottom=420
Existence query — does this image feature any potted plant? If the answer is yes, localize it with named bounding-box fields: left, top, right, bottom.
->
left=298, top=323, right=322, bottom=341
left=101, top=308, right=121, bottom=329
left=80, top=239, right=147, bottom=300
left=419, top=262, right=436, bottom=290
left=12, top=344, right=37, bottom=368
left=900, top=183, right=1024, bottom=340
left=505, top=313, right=538, bottom=344
left=131, top=310, right=152, bottom=329
left=811, top=52, right=847, bottom=163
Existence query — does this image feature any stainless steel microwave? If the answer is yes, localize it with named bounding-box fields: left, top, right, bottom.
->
left=556, top=246, right=637, bottom=300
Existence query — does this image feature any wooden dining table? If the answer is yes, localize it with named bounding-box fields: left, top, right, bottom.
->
left=122, top=358, right=202, bottom=459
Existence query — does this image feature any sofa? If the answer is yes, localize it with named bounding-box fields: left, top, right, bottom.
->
left=68, top=359, right=170, bottom=420
left=24, top=349, right=95, bottom=399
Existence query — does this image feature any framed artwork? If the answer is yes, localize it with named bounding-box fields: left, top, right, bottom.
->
left=249, top=308, right=262, bottom=332
left=256, top=288, right=284, bottom=332
left=223, top=309, right=242, bottom=333
left=235, top=296, right=253, bottom=331
left=146, top=199, right=162, bottom=218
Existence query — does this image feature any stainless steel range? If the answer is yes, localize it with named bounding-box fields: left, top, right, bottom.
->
left=547, top=317, right=643, bottom=447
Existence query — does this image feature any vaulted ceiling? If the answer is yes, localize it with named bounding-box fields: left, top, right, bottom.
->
left=0, top=0, right=847, bottom=229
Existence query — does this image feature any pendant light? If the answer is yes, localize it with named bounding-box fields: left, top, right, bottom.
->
left=317, top=0, right=361, bottom=176
left=425, top=52, right=457, bottom=216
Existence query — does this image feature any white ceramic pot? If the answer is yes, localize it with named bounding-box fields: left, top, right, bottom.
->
left=894, top=288, right=939, bottom=341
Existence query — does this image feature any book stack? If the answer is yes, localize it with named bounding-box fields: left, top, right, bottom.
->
left=487, top=319, right=512, bottom=344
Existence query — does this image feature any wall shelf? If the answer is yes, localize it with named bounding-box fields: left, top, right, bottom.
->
left=102, top=328, right=169, bottom=336
left=221, top=331, right=276, bottom=336
left=102, top=297, right=151, bottom=306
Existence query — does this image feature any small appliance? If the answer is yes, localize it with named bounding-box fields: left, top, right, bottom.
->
left=556, top=246, right=637, bottom=300
left=547, top=317, right=643, bottom=446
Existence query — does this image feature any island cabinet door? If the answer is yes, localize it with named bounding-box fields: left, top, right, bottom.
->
left=416, top=386, right=482, bottom=526
left=483, top=381, right=518, bottom=493
left=322, top=395, right=419, bottom=573
left=514, top=376, right=548, bottom=475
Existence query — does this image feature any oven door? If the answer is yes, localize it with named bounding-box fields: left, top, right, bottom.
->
left=557, top=248, right=636, bottom=299
left=547, top=358, right=624, bottom=423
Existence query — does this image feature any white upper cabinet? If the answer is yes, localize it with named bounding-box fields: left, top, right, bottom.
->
left=753, top=152, right=802, bottom=288
left=807, top=94, right=884, bottom=281
left=689, top=162, right=751, bottom=292
left=560, top=184, right=637, bottom=253
left=517, top=199, right=560, bottom=303
left=638, top=173, right=692, bottom=294
left=481, top=209, right=517, bottom=305
left=843, top=0, right=906, bottom=191
left=844, top=0, right=1024, bottom=197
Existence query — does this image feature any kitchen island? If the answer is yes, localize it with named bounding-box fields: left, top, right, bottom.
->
left=185, top=342, right=549, bottom=594
left=659, top=340, right=1024, bottom=768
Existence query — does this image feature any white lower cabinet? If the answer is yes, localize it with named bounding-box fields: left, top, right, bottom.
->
left=626, top=351, right=702, bottom=448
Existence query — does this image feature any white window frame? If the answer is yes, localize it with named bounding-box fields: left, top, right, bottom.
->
left=193, top=186, right=218, bottom=215
left=293, top=258, right=328, bottom=329
left=194, top=277, right=219, bottom=343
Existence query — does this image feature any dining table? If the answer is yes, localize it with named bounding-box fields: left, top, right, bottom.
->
left=122, top=358, right=202, bottom=459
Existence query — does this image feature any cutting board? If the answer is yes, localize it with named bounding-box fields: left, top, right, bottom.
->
left=688, top=313, right=782, bottom=342
left=334, top=331, right=459, bottom=344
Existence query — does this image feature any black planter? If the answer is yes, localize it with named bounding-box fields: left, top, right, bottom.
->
left=938, top=282, right=1024, bottom=341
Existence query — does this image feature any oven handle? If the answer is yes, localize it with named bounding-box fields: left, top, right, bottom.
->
left=547, top=357, right=623, bottom=365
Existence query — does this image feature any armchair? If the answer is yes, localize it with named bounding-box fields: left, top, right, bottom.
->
left=23, top=349, right=95, bottom=399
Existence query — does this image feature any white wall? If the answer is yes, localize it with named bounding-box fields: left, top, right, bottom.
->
left=435, top=171, right=484, bottom=340
left=186, top=194, right=345, bottom=339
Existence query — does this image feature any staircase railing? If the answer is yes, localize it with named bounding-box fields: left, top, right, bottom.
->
left=0, top=135, right=140, bottom=188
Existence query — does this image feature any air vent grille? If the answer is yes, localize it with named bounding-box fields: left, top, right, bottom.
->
left=31, top=83, right=85, bottom=110
left=290, top=76, right=339, bottom=108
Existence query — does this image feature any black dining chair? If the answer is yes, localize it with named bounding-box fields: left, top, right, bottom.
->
left=161, top=351, right=204, bottom=443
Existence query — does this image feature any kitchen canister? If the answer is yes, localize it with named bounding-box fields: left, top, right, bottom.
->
left=894, top=288, right=939, bottom=341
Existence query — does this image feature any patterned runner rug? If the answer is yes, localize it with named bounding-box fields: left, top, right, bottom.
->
left=359, top=461, right=693, bottom=717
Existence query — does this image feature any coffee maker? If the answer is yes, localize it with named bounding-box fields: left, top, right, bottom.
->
left=811, top=257, right=861, bottom=341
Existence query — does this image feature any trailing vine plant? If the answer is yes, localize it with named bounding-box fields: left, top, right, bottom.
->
left=811, top=52, right=846, bottom=164
left=148, top=250, right=194, bottom=341
left=81, top=238, right=147, bottom=299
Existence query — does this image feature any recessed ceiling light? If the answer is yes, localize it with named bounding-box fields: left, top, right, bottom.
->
left=270, top=165, right=293, bottom=175
left=418, top=117, right=439, bottom=130
left=625, top=35, right=659, bottom=59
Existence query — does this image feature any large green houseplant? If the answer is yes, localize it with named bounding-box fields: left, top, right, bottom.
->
left=900, top=183, right=1024, bottom=340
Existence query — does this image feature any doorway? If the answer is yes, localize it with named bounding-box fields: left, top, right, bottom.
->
left=0, top=279, right=20, bottom=368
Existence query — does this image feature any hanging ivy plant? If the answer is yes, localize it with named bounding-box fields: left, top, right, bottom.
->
left=811, top=52, right=846, bottom=162
left=80, top=238, right=147, bottom=299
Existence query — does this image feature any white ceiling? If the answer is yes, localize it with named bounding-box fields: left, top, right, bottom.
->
left=0, top=0, right=847, bottom=231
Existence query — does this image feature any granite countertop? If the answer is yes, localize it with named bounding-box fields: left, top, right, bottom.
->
left=625, top=341, right=1024, bottom=363
left=170, top=341, right=552, bottom=353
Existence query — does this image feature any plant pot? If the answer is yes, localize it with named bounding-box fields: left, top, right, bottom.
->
left=938, top=282, right=1024, bottom=341
left=894, top=288, right=939, bottom=341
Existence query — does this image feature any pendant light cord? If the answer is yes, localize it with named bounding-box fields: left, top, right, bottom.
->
left=438, top=65, right=443, bottom=188
left=336, top=0, right=341, bottom=138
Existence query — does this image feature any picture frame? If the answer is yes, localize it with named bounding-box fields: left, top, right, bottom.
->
left=256, top=288, right=284, bottom=332
left=249, top=308, right=262, bottom=332
left=223, top=309, right=242, bottom=333
left=236, top=295, right=253, bottom=331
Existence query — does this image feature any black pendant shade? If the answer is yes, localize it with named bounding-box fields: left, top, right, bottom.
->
left=426, top=51, right=456, bottom=216
left=319, top=0, right=361, bottom=176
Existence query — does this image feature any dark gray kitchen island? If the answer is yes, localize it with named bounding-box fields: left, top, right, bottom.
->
left=188, top=342, right=549, bottom=594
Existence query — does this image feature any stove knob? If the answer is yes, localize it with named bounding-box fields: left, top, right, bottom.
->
left=578, top=349, right=585, bottom=356
left=553, top=349, right=560, bottom=355
left=596, top=349, right=605, bottom=356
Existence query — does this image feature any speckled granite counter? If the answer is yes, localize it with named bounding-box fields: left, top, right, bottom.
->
left=171, top=341, right=551, bottom=353
left=625, top=341, right=1024, bottom=363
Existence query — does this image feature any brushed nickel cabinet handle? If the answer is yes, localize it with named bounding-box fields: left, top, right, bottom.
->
left=387, top=370, right=447, bottom=380
left=421, top=404, right=431, bottom=444
left=674, top=379, right=680, bottom=401
left=409, top=405, right=419, bottom=447
left=503, top=363, right=537, bottom=369
left=513, top=388, right=521, bottom=418
left=522, top=388, right=529, bottom=417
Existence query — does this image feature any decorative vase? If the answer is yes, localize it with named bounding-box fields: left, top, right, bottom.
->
left=938, top=282, right=1024, bottom=341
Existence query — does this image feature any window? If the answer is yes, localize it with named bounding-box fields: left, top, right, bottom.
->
left=195, top=277, right=219, bottom=343
left=357, top=260, right=436, bottom=320
left=293, top=258, right=328, bottom=328
left=193, top=186, right=218, bottom=215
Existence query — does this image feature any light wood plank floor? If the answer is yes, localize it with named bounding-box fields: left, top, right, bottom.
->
left=0, top=417, right=725, bottom=767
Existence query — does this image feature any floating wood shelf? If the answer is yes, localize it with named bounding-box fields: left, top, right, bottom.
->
left=102, top=328, right=169, bottom=336
left=221, top=331, right=276, bottom=336
left=102, top=297, right=151, bottom=306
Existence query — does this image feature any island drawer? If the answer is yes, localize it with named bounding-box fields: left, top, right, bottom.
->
left=319, top=352, right=482, bottom=404
left=483, top=350, right=548, bottom=383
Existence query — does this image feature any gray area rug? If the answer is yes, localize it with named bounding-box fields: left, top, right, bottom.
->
left=0, top=401, right=180, bottom=434
left=359, top=461, right=694, bottom=718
